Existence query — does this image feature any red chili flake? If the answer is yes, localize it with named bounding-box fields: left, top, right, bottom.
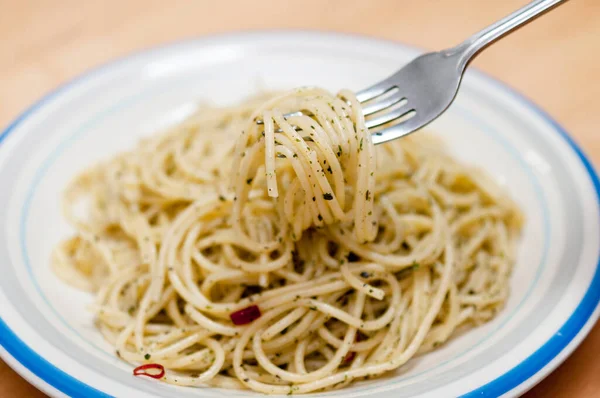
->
left=230, top=305, right=261, bottom=325
left=343, top=351, right=356, bottom=364
left=133, top=363, right=165, bottom=379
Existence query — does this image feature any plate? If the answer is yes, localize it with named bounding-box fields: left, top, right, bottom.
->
left=0, top=31, right=599, bottom=398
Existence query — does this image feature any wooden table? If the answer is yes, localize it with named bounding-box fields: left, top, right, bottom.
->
left=1, top=0, right=599, bottom=396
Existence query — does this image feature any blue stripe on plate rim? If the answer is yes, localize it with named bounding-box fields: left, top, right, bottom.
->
left=0, top=32, right=598, bottom=398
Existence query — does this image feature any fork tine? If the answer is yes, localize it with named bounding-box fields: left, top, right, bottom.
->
left=365, top=104, right=413, bottom=129
left=361, top=92, right=406, bottom=117
left=275, top=125, right=301, bottom=133
left=355, top=81, right=395, bottom=103
left=371, top=115, right=422, bottom=145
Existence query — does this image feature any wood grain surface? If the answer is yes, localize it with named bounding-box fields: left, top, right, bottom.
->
left=1, top=0, right=599, bottom=396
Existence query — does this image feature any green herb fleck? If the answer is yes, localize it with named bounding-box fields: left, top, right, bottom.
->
left=347, top=252, right=359, bottom=262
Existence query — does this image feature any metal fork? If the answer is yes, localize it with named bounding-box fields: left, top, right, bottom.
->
left=261, top=0, right=567, bottom=145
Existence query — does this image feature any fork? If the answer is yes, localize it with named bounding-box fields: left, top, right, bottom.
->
left=260, top=0, right=568, bottom=145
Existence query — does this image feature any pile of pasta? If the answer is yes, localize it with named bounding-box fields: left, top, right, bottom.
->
left=52, top=88, right=522, bottom=394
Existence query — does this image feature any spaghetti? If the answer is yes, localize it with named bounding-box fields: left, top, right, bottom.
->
left=52, top=88, right=522, bottom=393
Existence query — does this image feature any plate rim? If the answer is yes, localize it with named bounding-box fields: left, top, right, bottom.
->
left=0, top=30, right=599, bottom=398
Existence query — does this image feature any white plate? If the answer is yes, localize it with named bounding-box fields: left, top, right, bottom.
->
left=0, top=31, right=599, bottom=398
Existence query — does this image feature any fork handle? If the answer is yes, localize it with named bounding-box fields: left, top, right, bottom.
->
left=449, top=0, right=568, bottom=68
